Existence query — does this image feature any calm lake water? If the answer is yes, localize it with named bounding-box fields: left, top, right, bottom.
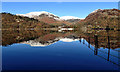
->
left=1, top=30, right=120, bottom=71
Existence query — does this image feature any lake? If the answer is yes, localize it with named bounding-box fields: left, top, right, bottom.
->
left=1, top=30, right=120, bottom=71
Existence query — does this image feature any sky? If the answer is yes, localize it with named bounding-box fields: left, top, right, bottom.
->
left=2, top=2, right=118, bottom=18
left=2, top=0, right=120, bottom=2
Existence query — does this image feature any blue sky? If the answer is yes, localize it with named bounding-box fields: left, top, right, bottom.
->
left=2, top=2, right=118, bottom=18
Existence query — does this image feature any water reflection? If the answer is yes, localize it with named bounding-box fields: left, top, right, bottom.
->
left=2, top=30, right=120, bottom=49
left=79, top=35, right=119, bottom=66
left=2, top=29, right=120, bottom=70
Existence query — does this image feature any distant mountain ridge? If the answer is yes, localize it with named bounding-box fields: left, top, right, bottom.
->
left=16, top=11, right=82, bottom=20
left=16, top=11, right=82, bottom=24
left=17, top=11, right=60, bottom=20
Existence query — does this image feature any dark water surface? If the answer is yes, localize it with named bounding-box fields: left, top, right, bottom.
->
left=2, top=30, right=120, bottom=70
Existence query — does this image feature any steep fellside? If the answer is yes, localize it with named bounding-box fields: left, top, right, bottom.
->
left=2, top=13, right=51, bottom=29
left=76, top=9, right=120, bottom=30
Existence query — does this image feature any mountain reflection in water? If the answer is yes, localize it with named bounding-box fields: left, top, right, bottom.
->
left=2, top=30, right=120, bottom=49
left=2, top=30, right=120, bottom=70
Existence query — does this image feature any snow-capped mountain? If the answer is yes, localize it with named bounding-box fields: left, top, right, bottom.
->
left=16, top=11, right=60, bottom=20
left=60, top=16, right=81, bottom=23
left=60, top=16, right=80, bottom=20
left=16, top=11, right=84, bottom=24
left=16, top=11, right=81, bottom=21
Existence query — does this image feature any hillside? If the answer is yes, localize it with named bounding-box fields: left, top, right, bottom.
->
left=2, top=13, right=57, bottom=29
left=76, top=9, right=120, bottom=30
left=2, top=13, right=80, bottom=30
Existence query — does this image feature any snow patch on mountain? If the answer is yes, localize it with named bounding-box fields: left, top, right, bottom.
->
left=60, top=38, right=79, bottom=42
left=17, top=11, right=56, bottom=17
left=91, top=9, right=103, bottom=14
left=60, top=16, right=81, bottom=20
